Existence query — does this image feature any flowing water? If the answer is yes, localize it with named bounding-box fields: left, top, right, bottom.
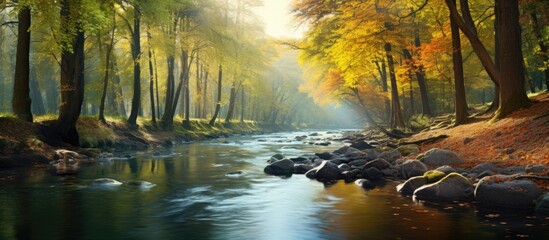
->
left=0, top=130, right=547, bottom=240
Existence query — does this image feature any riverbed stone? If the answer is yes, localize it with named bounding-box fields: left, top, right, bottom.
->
left=399, top=159, right=428, bottom=179
left=290, top=156, right=311, bottom=164
left=363, top=158, right=390, bottom=170
left=397, top=176, right=427, bottom=194
left=423, top=170, right=447, bottom=183
left=435, top=165, right=456, bottom=174
left=338, top=163, right=351, bottom=172
left=397, top=144, right=420, bottom=156
left=501, top=166, right=526, bottom=175
left=294, top=164, right=314, bottom=174
left=361, top=167, right=383, bottom=181
left=355, top=179, right=376, bottom=189
left=348, top=159, right=367, bottom=167
left=316, top=152, right=335, bottom=160
left=378, top=149, right=402, bottom=163
left=381, top=167, right=399, bottom=177
left=313, top=161, right=341, bottom=182
left=342, top=169, right=360, bottom=183
left=525, top=164, right=545, bottom=173
left=535, top=193, right=549, bottom=215
left=420, top=148, right=464, bottom=167
left=350, top=141, right=374, bottom=150
left=334, top=145, right=350, bottom=155
left=471, top=163, right=498, bottom=174
left=264, top=159, right=294, bottom=176
left=413, top=173, right=474, bottom=202
left=475, top=175, right=543, bottom=209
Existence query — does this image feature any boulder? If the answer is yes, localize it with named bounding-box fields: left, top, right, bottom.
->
left=399, top=160, right=428, bottom=179
left=535, top=193, right=549, bottom=215
left=477, top=170, right=496, bottom=179
left=363, top=158, right=390, bottom=170
left=475, top=175, right=543, bottom=209
left=501, top=166, right=526, bottom=175
left=316, top=152, right=335, bottom=160
left=420, top=148, right=464, bottom=167
left=525, top=164, right=545, bottom=173
left=271, top=153, right=285, bottom=160
left=264, top=159, right=294, bottom=176
left=54, top=149, right=83, bottom=160
left=355, top=179, right=376, bottom=189
left=471, top=163, right=498, bottom=174
left=290, top=156, right=311, bottom=164
left=423, top=170, right=447, bottom=183
left=334, top=145, right=350, bottom=155
left=350, top=141, right=374, bottom=150
left=413, top=173, right=474, bottom=202
left=397, top=176, right=427, bottom=194
left=346, top=150, right=368, bottom=160
left=338, top=163, right=351, bottom=172
left=361, top=167, right=383, bottom=181
left=312, top=161, right=341, bottom=182
left=342, top=169, right=360, bottom=183
left=435, top=165, right=456, bottom=174
left=294, top=164, right=314, bottom=174
left=397, top=144, right=420, bottom=156
left=348, top=159, right=367, bottom=167
left=381, top=167, right=399, bottom=177
left=378, top=149, right=402, bottom=163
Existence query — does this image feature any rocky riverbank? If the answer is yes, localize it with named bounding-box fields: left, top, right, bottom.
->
left=0, top=116, right=294, bottom=169
left=263, top=132, right=549, bottom=215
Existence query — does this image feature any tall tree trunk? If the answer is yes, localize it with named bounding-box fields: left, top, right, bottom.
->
left=209, top=65, right=222, bottom=126
left=530, top=10, right=549, bottom=90
left=449, top=1, right=469, bottom=126
left=493, top=0, right=531, bottom=119
left=195, top=55, right=201, bottom=118
left=30, top=67, right=45, bottom=116
left=485, top=3, right=501, bottom=114
left=154, top=51, right=161, bottom=118
left=413, top=35, right=431, bottom=116
left=184, top=54, right=192, bottom=126
left=55, top=0, right=85, bottom=146
left=202, top=70, right=209, bottom=118
left=99, top=25, right=115, bottom=124
left=385, top=43, right=404, bottom=129
left=161, top=55, right=176, bottom=129
left=13, top=7, right=32, bottom=122
left=147, top=30, right=156, bottom=125
left=240, top=87, right=245, bottom=122
left=128, top=12, right=141, bottom=126
left=225, top=82, right=236, bottom=123
left=111, top=56, right=126, bottom=116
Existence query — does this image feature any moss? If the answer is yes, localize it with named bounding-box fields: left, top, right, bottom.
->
left=423, top=170, right=447, bottom=183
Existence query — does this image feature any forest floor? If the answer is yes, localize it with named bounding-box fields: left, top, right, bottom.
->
left=406, top=91, right=549, bottom=168
left=0, top=115, right=293, bottom=168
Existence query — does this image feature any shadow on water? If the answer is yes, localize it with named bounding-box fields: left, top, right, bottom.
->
left=0, top=130, right=547, bottom=239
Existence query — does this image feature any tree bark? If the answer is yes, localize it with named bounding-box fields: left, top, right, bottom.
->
left=147, top=30, right=156, bottom=125
left=225, top=82, right=237, bottom=123
left=99, top=25, right=115, bottom=124
left=385, top=43, right=404, bottom=129
left=493, top=0, right=531, bottom=119
left=127, top=11, right=141, bottom=127
left=30, top=67, right=45, bottom=116
left=13, top=7, right=32, bottom=122
left=530, top=10, right=549, bottom=91
left=449, top=0, right=469, bottom=126
left=209, top=65, right=222, bottom=126
left=55, top=0, right=85, bottom=146
left=240, top=87, right=245, bottom=122
left=161, top=55, right=176, bottom=129
left=202, top=70, right=209, bottom=118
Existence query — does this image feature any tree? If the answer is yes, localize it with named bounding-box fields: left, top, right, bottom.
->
left=209, top=64, right=222, bottom=125
left=12, top=5, right=32, bottom=122
left=447, top=0, right=468, bottom=125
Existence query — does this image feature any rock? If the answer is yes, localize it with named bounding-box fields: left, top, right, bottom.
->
left=477, top=170, right=496, bottom=179
left=423, top=170, right=447, bottom=183
left=397, top=144, right=420, bottom=156
left=475, top=175, right=543, bottom=208
left=314, top=161, right=341, bottom=182
left=290, top=157, right=311, bottom=165
left=420, top=148, right=464, bottom=167
left=342, top=169, right=360, bottom=183
left=348, top=159, right=367, bottom=167
left=463, top=137, right=475, bottom=145
left=435, top=165, right=456, bottom=174
left=355, top=179, right=376, bottom=189
left=294, top=164, right=314, bottom=174
left=413, top=173, right=474, bottom=202
left=91, top=178, right=123, bottom=187
left=397, top=176, right=427, bottom=194
left=381, top=167, right=399, bottom=177
left=363, top=149, right=380, bottom=160
left=363, top=158, right=390, bottom=170
left=361, top=167, right=383, bottom=181
left=271, top=153, right=285, bottom=160
left=55, top=149, right=82, bottom=160
left=309, top=132, right=319, bottom=136
left=501, top=166, right=526, bottom=175
left=316, top=152, right=334, bottom=160
left=346, top=150, right=368, bottom=160
left=471, top=163, right=498, bottom=174
left=225, top=171, right=244, bottom=177
left=338, top=164, right=351, bottom=172
left=305, top=168, right=317, bottom=179
left=315, top=142, right=331, bottom=146
left=503, top=148, right=515, bottom=154
left=399, top=160, right=428, bottom=179
left=535, top=193, right=549, bottom=215
left=525, top=164, right=545, bottom=173
left=334, top=145, right=350, bottom=155
left=378, top=149, right=401, bottom=163
left=126, top=180, right=156, bottom=189
left=350, top=141, right=374, bottom=150
left=264, top=159, right=294, bottom=176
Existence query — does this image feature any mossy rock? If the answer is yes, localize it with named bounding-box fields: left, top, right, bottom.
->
left=423, top=170, right=447, bottom=183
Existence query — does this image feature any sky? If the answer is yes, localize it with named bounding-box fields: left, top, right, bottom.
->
left=253, top=0, right=306, bottom=39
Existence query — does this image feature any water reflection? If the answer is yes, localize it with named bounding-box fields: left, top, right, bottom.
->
left=0, top=130, right=547, bottom=239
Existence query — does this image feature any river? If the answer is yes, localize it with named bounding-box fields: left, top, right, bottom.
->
left=0, top=130, right=547, bottom=239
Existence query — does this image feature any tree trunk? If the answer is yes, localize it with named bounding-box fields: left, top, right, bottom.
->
left=99, top=26, right=115, bottom=124
left=30, top=67, right=45, bottom=116
left=449, top=1, right=469, bottom=126
left=127, top=12, right=141, bottom=126
left=493, top=0, right=531, bottom=119
left=225, top=82, right=236, bottom=123
left=12, top=7, right=32, bottom=122
left=111, top=57, right=126, bottom=116
left=55, top=0, right=85, bottom=146
left=209, top=65, right=222, bottom=126
left=530, top=10, right=549, bottom=90
left=240, top=87, right=245, bottom=122
left=161, top=55, right=176, bottom=129
left=385, top=43, right=404, bottom=129
left=146, top=31, right=156, bottom=125
left=413, top=35, right=431, bottom=116
left=202, top=70, right=209, bottom=118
